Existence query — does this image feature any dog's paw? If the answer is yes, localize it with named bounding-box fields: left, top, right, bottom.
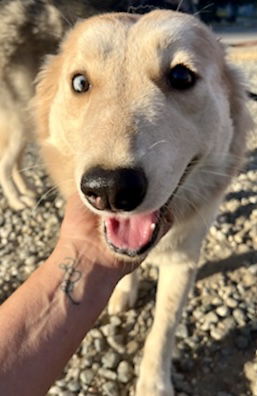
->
left=135, top=378, right=175, bottom=396
left=108, top=288, right=137, bottom=315
left=7, top=192, right=36, bottom=211
left=21, top=194, right=36, bottom=208
left=7, top=196, right=28, bottom=211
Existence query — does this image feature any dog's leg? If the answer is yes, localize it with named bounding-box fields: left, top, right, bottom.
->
left=136, top=253, right=197, bottom=396
left=0, top=132, right=34, bottom=210
left=136, top=199, right=222, bottom=396
left=12, top=154, right=36, bottom=204
left=108, top=270, right=139, bottom=314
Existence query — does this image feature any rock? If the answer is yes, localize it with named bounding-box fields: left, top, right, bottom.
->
left=176, top=323, right=189, bottom=339
left=219, top=317, right=236, bottom=335
left=80, top=369, right=95, bottom=385
left=101, top=351, right=120, bottom=369
left=102, top=324, right=117, bottom=337
left=107, top=335, right=126, bottom=354
left=98, top=368, right=117, bottom=381
left=127, top=340, right=139, bottom=355
left=216, top=306, right=229, bottom=317
left=233, top=308, right=246, bottom=326
left=48, top=385, right=62, bottom=395
left=210, top=327, right=224, bottom=341
left=94, top=337, right=105, bottom=352
left=24, top=256, right=37, bottom=266
left=117, top=361, right=134, bottom=383
left=225, top=297, right=237, bottom=308
left=249, top=264, right=257, bottom=274
left=110, top=316, right=122, bottom=326
left=242, top=272, right=256, bottom=287
left=81, top=357, right=93, bottom=368
left=102, top=381, right=119, bottom=396
left=55, top=197, right=64, bottom=208
left=67, top=381, right=80, bottom=392
left=211, top=296, right=223, bottom=306
left=88, top=328, right=102, bottom=339
left=201, top=311, right=219, bottom=331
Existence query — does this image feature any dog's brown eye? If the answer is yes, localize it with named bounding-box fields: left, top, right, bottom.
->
left=168, top=64, right=196, bottom=90
left=72, top=74, right=90, bottom=93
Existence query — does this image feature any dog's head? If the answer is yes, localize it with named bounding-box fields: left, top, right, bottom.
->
left=34, top=10, right=252, bottom=258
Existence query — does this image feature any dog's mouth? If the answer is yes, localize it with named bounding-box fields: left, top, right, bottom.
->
left=103, top=157, right=197, bottom=258
left=104, top=210, right=164, bottom=257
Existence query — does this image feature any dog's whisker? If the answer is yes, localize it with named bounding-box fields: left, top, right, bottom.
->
left=176, top=183, right=209, bottom=199
left=32, top=185, right=59, bottom=214
left=176, top=0, right=185, bottom=12
left=175, top=188, right=210, bottom=210
left=138, top=139, right=169, bottom=161
left=17, top=164, right=45, bottom=173
left=58, top=9, right=73, bottom=27
left=148, top=139, right=168, bottom=151
left=175, top=193, right=209, bottom=229
left=193, top=2, right=215, bottom=17
left=31, top=178, right=74, bottom=214
left=170, top=203, right=182, bottom=224
left=197, top=169, right=232, bottom=178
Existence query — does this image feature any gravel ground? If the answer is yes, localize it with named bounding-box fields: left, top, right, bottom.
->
left=0, top=58, right=257, bottom=396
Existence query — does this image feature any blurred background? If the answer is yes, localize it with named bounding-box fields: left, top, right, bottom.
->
left=125, top=0, right=257, bottom=25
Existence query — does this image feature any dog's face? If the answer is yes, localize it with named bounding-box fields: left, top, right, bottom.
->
left=34, top=10, right=251, bottom=258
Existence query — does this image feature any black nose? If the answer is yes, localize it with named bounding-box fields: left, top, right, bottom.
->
left=80, top=166, right=148, bottom=212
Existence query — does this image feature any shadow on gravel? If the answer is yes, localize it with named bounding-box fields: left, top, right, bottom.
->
left=197, top=250, right=257, bottom=280
left=176, top=321, right=257, bottom=396
left=190, top=254, right=257, bottom=395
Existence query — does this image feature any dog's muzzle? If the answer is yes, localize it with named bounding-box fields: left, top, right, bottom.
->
left=80, top=166, right=159, bottom=256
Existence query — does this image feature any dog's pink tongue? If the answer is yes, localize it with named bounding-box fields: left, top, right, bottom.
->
left=105, top=212, right=158, bottom=251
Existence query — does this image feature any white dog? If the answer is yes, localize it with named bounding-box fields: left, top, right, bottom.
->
left=33, top=10, right=252, bottom=395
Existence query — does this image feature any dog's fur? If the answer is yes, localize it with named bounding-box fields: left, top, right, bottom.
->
left=32, top=10, right=253, bottom=395
left=0, top=0, right=131, bottom=210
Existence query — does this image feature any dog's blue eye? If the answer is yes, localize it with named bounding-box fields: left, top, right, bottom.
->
left=72, top=74, right=90, bottom=93
left=168, top=64, right=196, bottom=90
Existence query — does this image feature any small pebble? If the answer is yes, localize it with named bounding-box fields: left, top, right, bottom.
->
left=98, top=368, right=117, bottom=381
left=80, top=369, right=94, bottom=385
left=117, top=361, right=134, bottom=383
left=102, top=381, right=119, bottom=396
left=101, top=351, right=120, bottom=369
left=216, top=306, right=229, bottom=317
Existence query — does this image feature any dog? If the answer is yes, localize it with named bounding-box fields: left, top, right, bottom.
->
left=0, top=0, right=131, bottom=210
left=33, top=9, right=252, bottom=396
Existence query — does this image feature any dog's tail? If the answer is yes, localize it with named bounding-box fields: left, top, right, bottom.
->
left=248, top=91, right=257, bottom=101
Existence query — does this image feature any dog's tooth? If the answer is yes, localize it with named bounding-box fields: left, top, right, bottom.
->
left=150, top=223, right=156, bottom=230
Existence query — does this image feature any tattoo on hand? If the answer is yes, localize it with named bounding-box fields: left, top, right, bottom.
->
left=59, top=257, right=82, bottom=305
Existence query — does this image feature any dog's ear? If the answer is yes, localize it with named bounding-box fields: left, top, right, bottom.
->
left=32, top=54, right=63, bottom=140
left=223, top=63, right=253, bottom=161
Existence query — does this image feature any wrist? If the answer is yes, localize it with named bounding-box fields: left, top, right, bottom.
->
left=52, top=237, right=123, bottom=288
